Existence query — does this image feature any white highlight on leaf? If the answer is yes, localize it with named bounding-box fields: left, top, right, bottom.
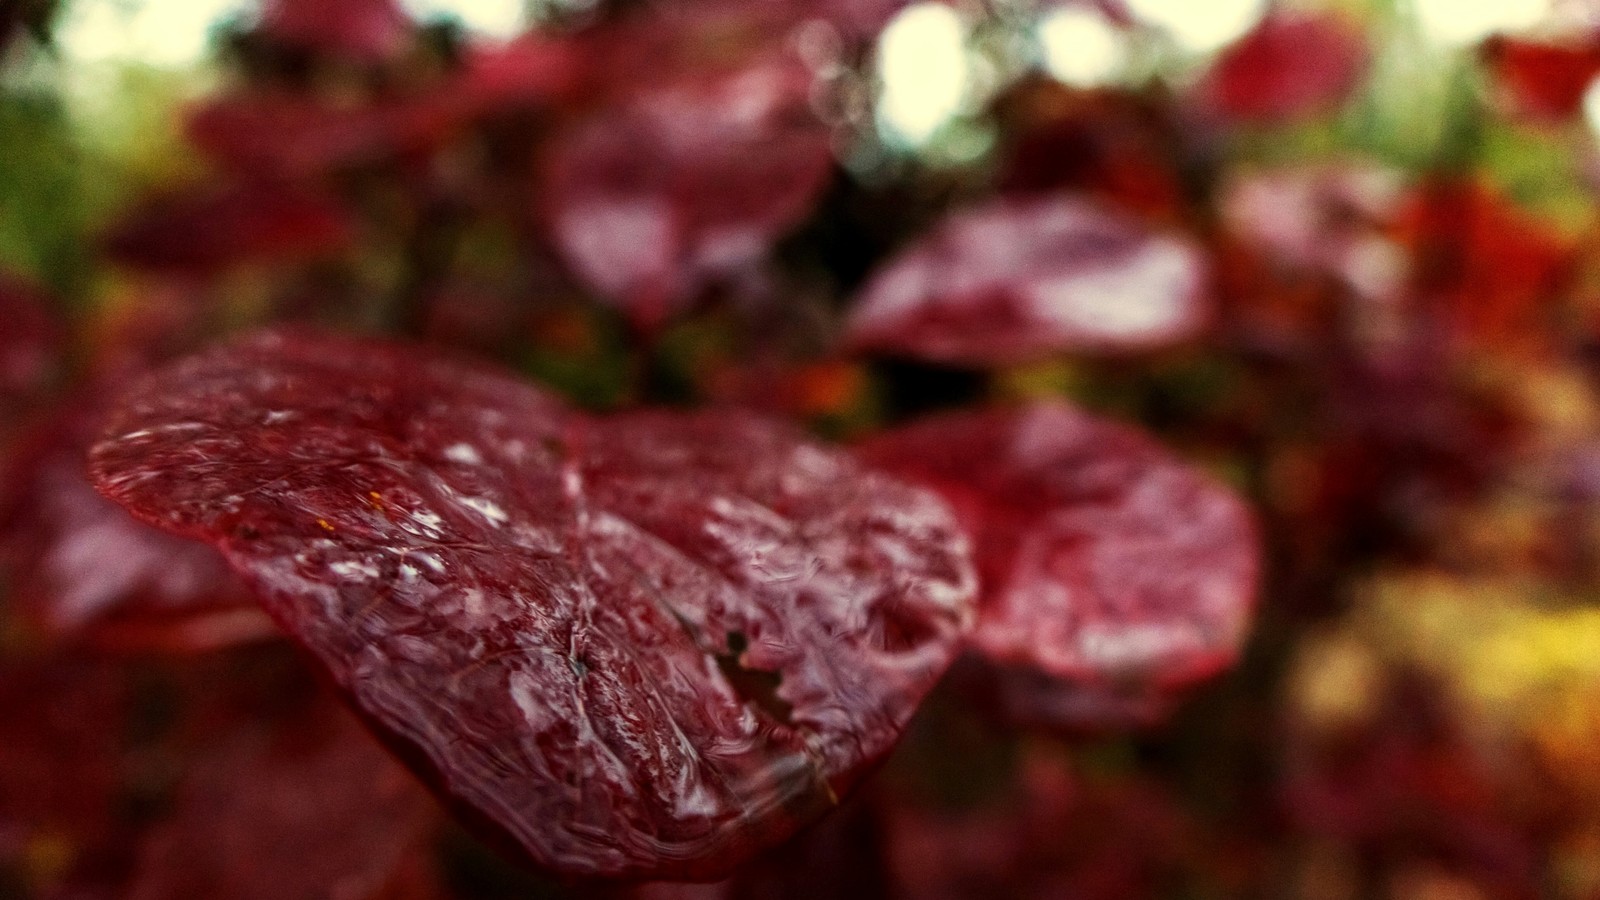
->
left=1025, top=240, right=1193, bottom=339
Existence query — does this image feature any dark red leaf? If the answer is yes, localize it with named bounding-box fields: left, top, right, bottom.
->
left=882, top=747, right=1195, bottom=900
left=1196, top=10, right=1369, bottom=124
left=1482, top=35, right=1600, bottom=123
left=89, top=329, right=976, bottom=881
left=1398, top=177, right=1573, bottom=354
left=0, top=388, right=273, bottom=653
left=844, top=198, right=1210, bottom=366
left=992, top=81, right=1188, bottom=221
left=185, top=94, right=422, bottom=178
left=186, top=39, right=581, bottom=178
left=0, top=659, right=131, bottom=888
left=962, top=660, right=1180, bottom=732
left=857, top=402, right=1259, bottom=729
left=0, top=274, right=61, bottom=413
left=127, top=696, right=440, bottom=900
left=539, top=54, right=834, bottom=331
left=256, top=0, right=413, bottom=62
left=450, top=34, right=587, bottom=116
left=631, top=796, right=888, bottom=900
left=102, top=182, right=353, bottom=276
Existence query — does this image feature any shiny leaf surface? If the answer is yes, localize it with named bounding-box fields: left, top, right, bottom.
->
left=858, top=402, right=1259, bottom=727
left=844, top=198, right=1210, bottom=366
left=90, top=329, right=976, bottom=880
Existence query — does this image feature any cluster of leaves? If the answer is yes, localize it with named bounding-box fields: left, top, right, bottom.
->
left=8, top=0, right=1600, bottom=896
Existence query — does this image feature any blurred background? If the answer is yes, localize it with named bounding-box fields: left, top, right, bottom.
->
left=10, top=0, right=1600, bottom=897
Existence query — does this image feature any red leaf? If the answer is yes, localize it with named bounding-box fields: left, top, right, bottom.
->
left=127, top=696, right=440, bottom=900
left=0, top=388, right=273, bottom=653
left=186, top=39, right=582, bottom=178
left=844, top=198, right=1210, bottom=366
left=102, top=182, right=353, bottom=276
left=0, top=659, right=131, bottom=881
left=89, top=329, right=976, bottom=881
left=1220, top=161, right=1406, bottom=298
left=1397, top=177, right=1573, bottom=354
left=882, top=748, right=1195, bottom=900
left=1196, top=10, right=1369, bottom=124
left=962, top=661, right=1181, bottom=732
left=632, top=0, right=910, bottom=42
left=631, top=796, right=888, bottom=900
left=539, top=54, right=834, bottom=331
left=1482, top=35, right=1600, bottom=123
left=256, top=0, right=413, bottom=62
left=0, top=273, right=61, bottom=413
left=186, top=95, right=422, bottom=178
left=857, top=402, right=1259, bottom=729
left=993, top=82, right=1188, bottom=220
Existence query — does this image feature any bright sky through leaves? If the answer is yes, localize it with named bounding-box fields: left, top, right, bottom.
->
left=877, top=2, right=970, bottom=146
left=1123, top=0, right=1265, bottom=53
left=402, top=0, right=525, bottom=38
left=1037, top=6, right=1125, bottom=88
left=56, top=0, right=243, bottom=66
left=1582, top=75, right=1600, bottom=136
left=53, top=0, right=526, bottom=67
left=1410, top=0, right=1546, bottom=46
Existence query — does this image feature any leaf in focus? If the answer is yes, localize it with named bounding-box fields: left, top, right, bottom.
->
left=88, top=329, right=977, bottom=881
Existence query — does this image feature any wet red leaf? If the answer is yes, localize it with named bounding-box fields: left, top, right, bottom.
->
left=102, top=182, right=353, bottom=276
left=89, top=329, right=976, bottom=881
left=844, top=198, right=1210, bottom=366
left=256, top=0, right=413, bottom=62
left=858, top=402, right=1259, bottom=728
left=0, top=388, right=273, bottom=653
left=1482, top=35, right=1600, bottom=123
left=1196, top=10, right=1369, bottom=124
left=539, top=54, right=834, bottom=331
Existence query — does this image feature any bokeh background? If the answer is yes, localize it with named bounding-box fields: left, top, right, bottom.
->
left=10, top=0, right=1600, bottom=897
